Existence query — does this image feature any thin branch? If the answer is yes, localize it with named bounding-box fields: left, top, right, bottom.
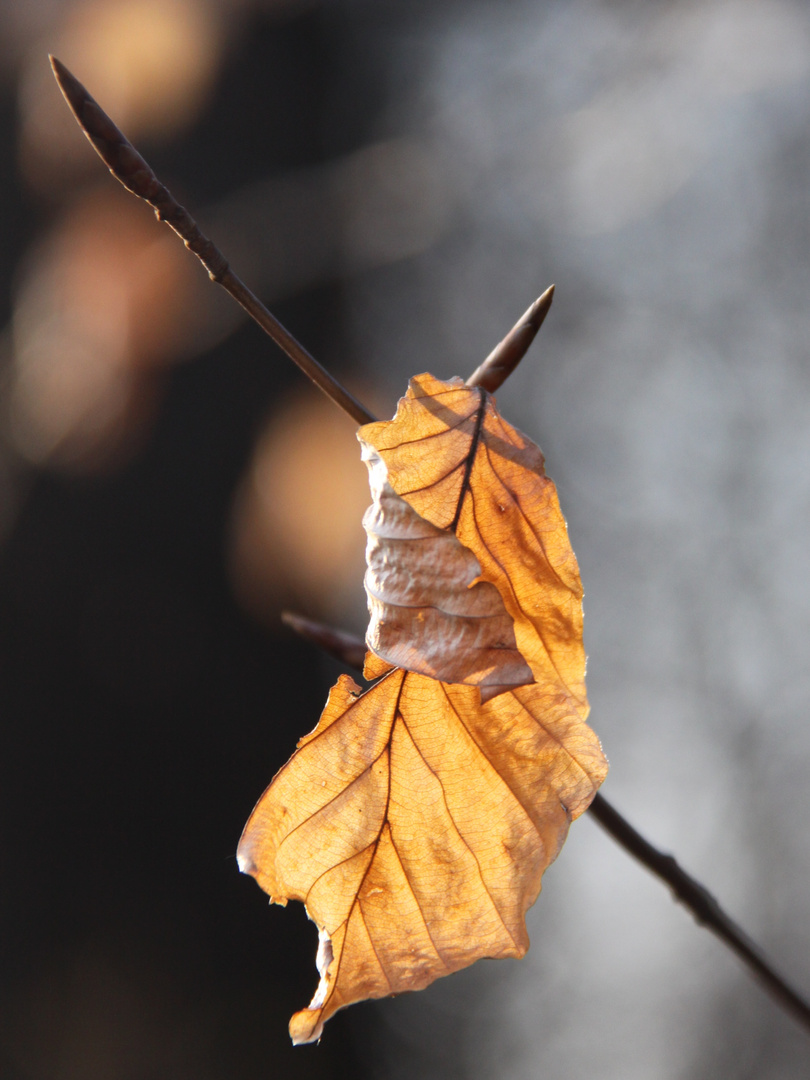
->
left=50, top=54, right=556, bottom=421
left=282, top=614, right=366, bottom=672
left=281, top=611, right=367, bottom=671
left=466, top=285, right=555, bottom=393
left=49, top=55, right=376, bottom=428
left=587, top=793, right=810, bottom=1034
left=283, top=609, right=810, bottom=1037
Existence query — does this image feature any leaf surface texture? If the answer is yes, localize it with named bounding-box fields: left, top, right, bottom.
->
left=362, top=444, right=533, bottom=700
left=238, top=663, right=606, bottom=1042
left=359, top=373, right=588, bottom=714
left=238, top=373, right=607, bottom=1043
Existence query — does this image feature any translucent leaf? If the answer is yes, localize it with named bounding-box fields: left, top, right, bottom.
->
left=238, top=373, right=606, bottom=1043
left=238, top=663, right=606, bottom=1043
left=359, top=373, right=588, bottom=717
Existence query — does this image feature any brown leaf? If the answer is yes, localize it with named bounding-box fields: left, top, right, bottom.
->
left=237, top=661, right=606, bottom=1044
left=238, top=372, right=606, bottom=1043
left=358, top=373, right=588, bottom=716
left=361, top=444, right=533, bottom=701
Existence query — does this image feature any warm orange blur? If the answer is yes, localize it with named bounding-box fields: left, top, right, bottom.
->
left=18, top=0, right=223, bottom=190
left=8, top=186, right=200, bottom=469
left=229, top=391, right=370, bottom=623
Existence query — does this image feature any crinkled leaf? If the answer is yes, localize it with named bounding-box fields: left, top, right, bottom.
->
left=359, top=373, right=587, bottom=714
left=361, top=444, right=533, bottom=701
left=239, top=372, right=606, bottom=1043
left=237, top=661, right=607, bottom=1044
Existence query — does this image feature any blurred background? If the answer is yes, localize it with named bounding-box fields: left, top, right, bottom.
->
left=1, top=0, right=809, bottom=1076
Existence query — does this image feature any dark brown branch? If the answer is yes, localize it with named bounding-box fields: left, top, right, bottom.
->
left=49, top=55, right=376, bottom=428
left=588, top=792, right=810, bottom=1034
left=466, top=285, right=555, bottom=393
left=49, top=59, right=556, bottom=423
left=281, top=611, right=367, bottom=672
left=283, top=610, right=810, bottom=1036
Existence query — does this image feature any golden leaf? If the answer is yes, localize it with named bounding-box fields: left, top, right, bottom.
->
left=238, top=373, right=606, bottom=1043
left=361, top=444, right=533, bottom=701
left=237, top=663, right=606, bottom=1043
left=359, top=373, right=588, bottom=715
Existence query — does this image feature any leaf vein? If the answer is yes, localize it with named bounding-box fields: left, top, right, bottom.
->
left=481, top=439, right=577, bottom=596
left=437, top=682, right=544, bottom=842
left=397, top=460, right=466, bottom=499
left=385, top=813, right=452, bottom=970
left=450, top=388, right=487, bottom=533
left=466, top=485, right=576, bottom=695
left=356, top=900, right=395, bottom=992
left=372, top=412, right=472, bottom=452
left=398, top=713, right=520, bottom=951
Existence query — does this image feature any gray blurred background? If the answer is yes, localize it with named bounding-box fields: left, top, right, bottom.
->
left=0, top=0, right=809, bottom=1077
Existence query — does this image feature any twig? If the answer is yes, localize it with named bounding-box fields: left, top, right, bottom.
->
left=282, top=610, right=810, bottom=1037
left=49, top=56, right=375, bottom=428
left=281, top=611, right=367, bottom=672
left=50, top=57, right=555, bottom=423
left=466, top=285, right=555, bottom=393
left=587, top=793, right=810, bottom=1033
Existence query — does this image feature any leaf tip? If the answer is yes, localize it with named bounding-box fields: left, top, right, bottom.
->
left=289, top=926, right=334, bottom=1044
left=235, top=835, right=257, bottom=877
left=289, top=1010, right=324, bottom=1046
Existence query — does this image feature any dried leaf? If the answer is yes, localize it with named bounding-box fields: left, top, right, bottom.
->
left=362, top=444, right=533, bottom=701
left=238, top=372, right=606, bottom=1043
left=237, top=662, right=606, bottom=1044
left=359, top=373, right=588, bottom=716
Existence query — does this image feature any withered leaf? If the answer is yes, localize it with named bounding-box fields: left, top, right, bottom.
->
left=238, top=372, right=606, bottom=1044
left=361, top=444, right=533, bottom=701
left=237, top=661, right=606, bottom=1044
left=358, top=374, right=588, bottom=715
